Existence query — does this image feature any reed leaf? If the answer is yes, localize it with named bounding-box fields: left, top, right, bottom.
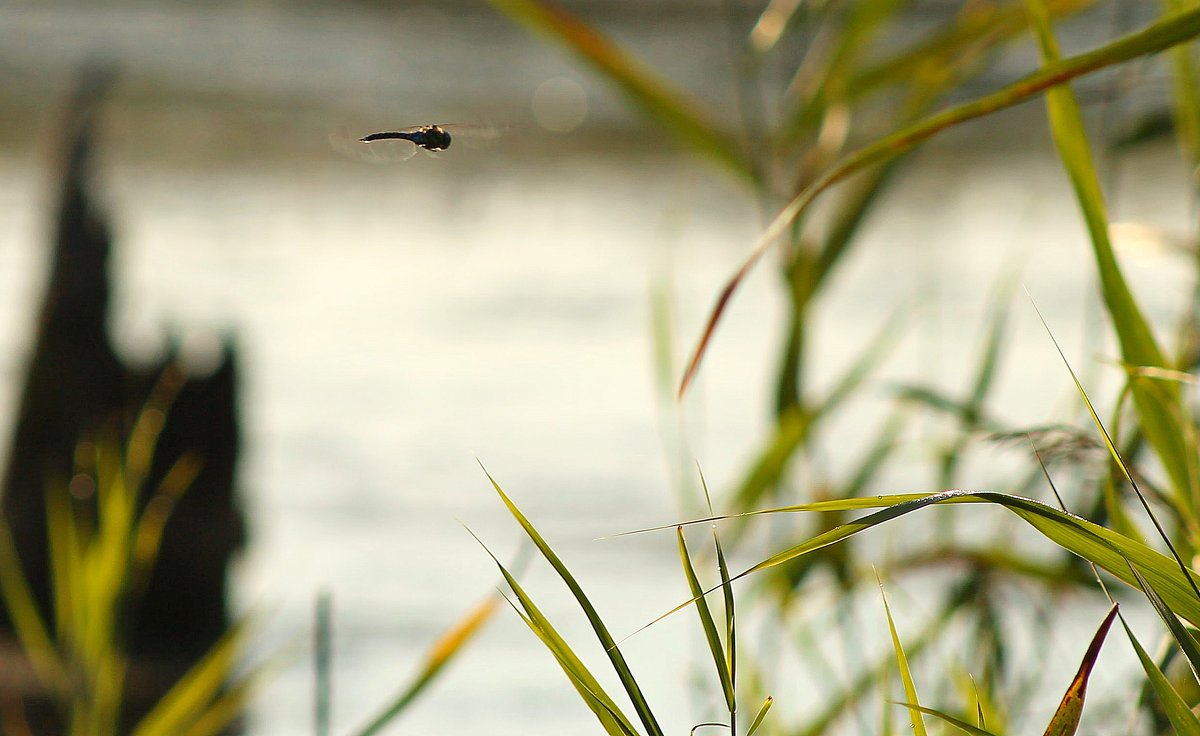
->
left=679, top=5, right=1200, bottom=397
left=486, top=470, right=665, bottom=736
left=484, top=0, right=755, bottom=183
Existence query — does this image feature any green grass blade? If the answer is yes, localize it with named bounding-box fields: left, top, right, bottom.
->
left=1163, top=0, right=1200, bottom=166
left=483, top=0, right=754, bottom=183
left=0, top=519, right=67, bottom=694
left=1041, top=604, right=1118, bottom=736
left=678, top=4, right=1200, bottom=397
left=350, top=594, right=501, bottom=736
left=745, top=696, right=773, bottom=736
left=471, top=531, right=640, bottom=736
left=677, top=527, right=735, bottom=712
left=878, top=578, right=927, bottom=736
left=1024, top=0, right=1198, bottom=508
left=1120, top=613, right=1200, bottom=735
left=485, top=472, right=664, bottom=736
left=130, top=616, right=254, bottom=736
left=1028, top=298, right=1200, bottom=604
left=895, top=703, right=999, bottom=736
left=646, top=491, right=1200, bottom=629
left=1128, top=564, right=1200, bottom=681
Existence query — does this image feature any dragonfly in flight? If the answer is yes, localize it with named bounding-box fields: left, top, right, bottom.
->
left=338, top=123, right=505, bottom=163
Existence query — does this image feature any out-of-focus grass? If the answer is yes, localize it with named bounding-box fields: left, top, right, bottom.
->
left=0, top=380, right=261, bottom=736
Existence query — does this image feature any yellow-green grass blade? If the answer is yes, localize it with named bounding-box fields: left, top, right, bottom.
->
left=878, top=579, right=927, bottom=736
left=711, top=524, right=735, bottom=704
left=745, top=696, right=773, bottom=736
left=350, top=594, right=501, bottom=736
left=1120, top=612, right=1200, bottom=735
left=637, top=490, right=1200, bottom=633
left=845, top=0, right=1095, bottom=109
left=895, top=704, right=999, bottom=736
left=129, top=451, right=203, bottom=601
left=1028, top=298, right=1200, bottom=603
left=1024, top=0, right=1198, bottom=511
left=44, top=480, right=81, bottom=648
left=471, top=532, right=640, bottom=736
left=797, top=591, right=954, bottom=736
left=778, top=0, right=906, bottom=144
left=0, top=520, right=68, bottom=693
left=178, top=656, right=282, bottom=736
left=483, top=0, right=754, bottom=184
left=1163, top=0, right=1200, bottom=166
left=130, top=615, right=255, bottom=736
left=507, top=599, right=641, bottom=736
left=698, top=469, right=737, bottom=720
left=677, top=528, right=735, bottom=712
left=1041, top=604, right=1118, bottom=736
left=1128, top=564, right=1200, bottom=681
left=486, top=470, right=665, bottom=736
left=678, top=4, right=1200, bottom=398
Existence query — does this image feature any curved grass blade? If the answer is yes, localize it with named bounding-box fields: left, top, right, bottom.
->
left=895, top=704, right=998, bottom=736
left=1041, top=604, right=1118, bottom=736
left=1024, top=0, right=1198, bottom=509
left=678, top=5, right=1200, bottom=398
left=349, top=594, right=501, bottom=736
left=1027, top=297, right=1200, bottom=605
left=1119, top=612, right=1200, bottom=735
left=634, top=490, right=1200, bottom=637
left=878, top=577, right=927, bottom=736
left=471, top=529, right=640, bottom=736
left=484, top=469, right=665, bottom=736
left=484, top=0, right=754, bottom=183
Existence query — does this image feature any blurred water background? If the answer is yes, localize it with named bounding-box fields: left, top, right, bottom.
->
left=0, top=2, right=1195, bottom=734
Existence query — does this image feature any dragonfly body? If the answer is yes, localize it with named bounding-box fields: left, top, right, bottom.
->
left=360, top=124, right=453, bottom=152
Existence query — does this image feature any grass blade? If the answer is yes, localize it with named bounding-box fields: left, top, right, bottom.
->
left=678, top=5, right=1200, bottom=397
left=638, top=490, right=1200, bottom=633
left=745, top=696, right=773, bottom=736
left=1024, top=0, right=1198, bottom=508
left=895, top=703, right=999, bottom=736
left=1127, top=564, right=1200, bottom=681
left=1040, top=604, right=1118, bottom=736
left=349, top=594, right=501, bottom=736
left=130, top=616, right=255, bottom=736
left=485, top=470, right=665, bottom=736
left=484, top=0, right=754, bottom=183
left=471, top=531, right=640, bottom=736
left=677, top=527, right=735, bottom=712
left=1119, top=612, right=1200, bottom=735
left=877, top=577, right=927, bottom=736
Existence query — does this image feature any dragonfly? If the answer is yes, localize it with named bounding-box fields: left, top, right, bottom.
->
left=333, top=122, right=505, bottom=163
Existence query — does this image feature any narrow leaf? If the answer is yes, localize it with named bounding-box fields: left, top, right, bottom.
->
left=485, top=471, right=664, bottom=736
left=677, top=527, right=735, bottom=711
left=484, top=0, right=754, bottom=182
left=878, top=579, right=927, bottom=736
left=1041, top=604, right=1118, bottom=736
left=678, top=5, right=1200, bottom=397
left=1120, top=613, right=1200, bottom=735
